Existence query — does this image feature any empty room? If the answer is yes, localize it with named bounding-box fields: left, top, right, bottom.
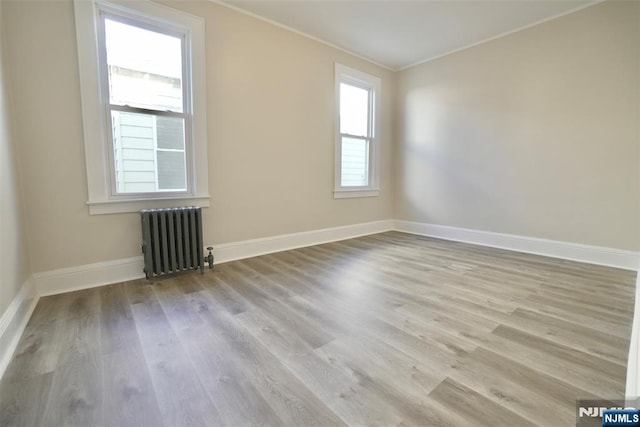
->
left=0, top=0, right=639, bottom=425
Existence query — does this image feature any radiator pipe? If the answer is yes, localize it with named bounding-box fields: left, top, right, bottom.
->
left=206, top=246, right=214, bottom=270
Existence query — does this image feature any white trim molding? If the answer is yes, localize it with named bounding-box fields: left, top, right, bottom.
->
left=627, top=271, right=640, bottom=398
left=0, top=278, right=39, bottom=380
left=215, top=220, right=394, bottom=264
left=35, top=257, right=145, bottom=297
left=334, top=189, right=380, bottom=199
left=206, top=0, right=392, bottom=71
left=397, top=1, right=604, bottom=71
left=87, top=195, right=210, bottom=215
left=395, top=220, right=640, bottom=271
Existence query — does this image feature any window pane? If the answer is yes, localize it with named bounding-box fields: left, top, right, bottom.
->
left=112, top=111, right=156, bottom=193
left=157, top=151, right=186, bottom=190
left=156, top=116, right=184, bottom=150
left=341, top=137, right=369, bottom=187
left=340, top=83, right=369, bottom=137
left=111, top=111, right=187, bottom=193
left=104, top=18, right=183, bottom=112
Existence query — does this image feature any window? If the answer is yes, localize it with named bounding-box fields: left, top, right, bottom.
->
left=74, top=0, right=209, bottom=214
left=334, top=64, right=381, bottom=198
left=103, top=18, right=187, bottom=194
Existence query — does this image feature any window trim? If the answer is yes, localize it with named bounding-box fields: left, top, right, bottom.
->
left=334, top=63, right=381, bottom=199
left=74, top=0, right=209, bottom=214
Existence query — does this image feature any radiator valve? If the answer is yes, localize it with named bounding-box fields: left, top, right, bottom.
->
left=206, top=246, right=214, bottom=270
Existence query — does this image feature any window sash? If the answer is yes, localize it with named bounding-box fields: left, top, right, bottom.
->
left=114, top=111, right=187, bottom=192
left=340, top=135, right=370, bottom=188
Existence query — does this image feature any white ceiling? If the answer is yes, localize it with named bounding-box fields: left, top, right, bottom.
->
left=221, top=0, right=599, bottom=70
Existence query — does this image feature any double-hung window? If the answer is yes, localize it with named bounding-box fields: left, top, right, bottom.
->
left=74, top=0, right=209, bottom=214
left=334, top=64, right=381, bottom=198
left=102, top=16, right=188, bottom=194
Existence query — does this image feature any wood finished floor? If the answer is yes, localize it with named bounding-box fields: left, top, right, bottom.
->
left=0, top=231, right=636, bottom=426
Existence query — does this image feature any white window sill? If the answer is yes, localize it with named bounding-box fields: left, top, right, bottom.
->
left=88, top=195, right=210, bottom=215
left=334, top=189, right=380, bottom=199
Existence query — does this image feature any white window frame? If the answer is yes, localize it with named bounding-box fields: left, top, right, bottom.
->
left=74, top=0, right=209, bottom=214
left=334, top=63, right=381, bottom=199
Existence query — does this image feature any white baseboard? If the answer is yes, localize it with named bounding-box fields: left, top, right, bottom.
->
left=395, top=220, right=640, bottom=271
left=33, top=220, right=395, bottom=296
left=0, top=277, right=39, bottom=380
left=627, top=272, right=640, bottom=398
left=35, top=257, right=145, bottom=297
left=214, top=220, right=395, bottom=264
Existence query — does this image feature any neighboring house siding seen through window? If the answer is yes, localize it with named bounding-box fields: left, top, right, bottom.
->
left=74, top=0, right=209, bottom=214
left=334, top=64, right=381, bottom=199
left=112, top=113, right=187, bottom=193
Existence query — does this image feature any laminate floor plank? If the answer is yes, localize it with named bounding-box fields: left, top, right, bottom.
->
left=515, top=298, right=632, bottom=339
left=0, top=316, right=65, bottom=384
left=141, top=336, right=225, bottom=427
left=99, top=283, right=140, bottom=355
left=270, top=249, right=423, bottom=315
left=216, top=266, right=336, bottom=350
left=1, top=231, right=635, bottom=426
left=479, top=325, right=626, bottom=396
left=235, top=308, right=406, bottom=426
left=211, top=267, right=278, bottom=309
left=446, top=346, right=595, bottom=426
left=504, top=308, right=629, bottom=365
left=396, top=301, right=499, bottom=348
left=226, top=261, right=297, bottom=300
left=315, top=335, right=446, bottom=399
left=313, top=340, right=468, bottom=427
left=245, top=256, right=327, bottom=298
left=152, top=279, right=207, bottom=332
left=371, top=304, right=479, bottom=356
left=102, top=346, right=164, bottom=427
left=193, top=272, right=253, bottom=315
left=0, top=373, right=53, bottom=427
left=128, top=285, right=176, bottom=348
left=525, top=293, right=632, bottom=325
left=284, top=293, right=468, bottom=378
left=57, top=306, right=102, bottom=365
left=428, top=378, right=538, bottom=427
left=179, top=324, right=285, bottom=427
left=191, top=290, right=346, bottom=426
left=386, top=269, right=526, bottom=312
left=0, top=291, right=84, bottom=385
left=151, top=282, right=274, bottom=426
left=41, top=349, right=103, bottom=427
left=27, top=293, right=74, bottom=325
left=129, top=286, right=225, bottom=427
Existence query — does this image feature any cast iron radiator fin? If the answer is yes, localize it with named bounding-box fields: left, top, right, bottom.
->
left=140, top=207, right=204, bottom=279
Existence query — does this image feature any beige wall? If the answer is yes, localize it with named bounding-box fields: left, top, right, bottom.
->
left=1, top=0, right=394, bottom=273
left=395, top=0, right=640, bottom=251
left=0, top=1, right=32, bottom=315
